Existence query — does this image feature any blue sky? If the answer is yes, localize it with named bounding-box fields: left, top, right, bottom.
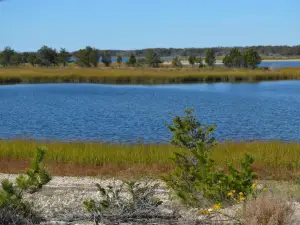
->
left=0, top=0, right=299, bottom=51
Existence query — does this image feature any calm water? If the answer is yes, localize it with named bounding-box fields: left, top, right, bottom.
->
left=0, top=82, right=300, bottom=143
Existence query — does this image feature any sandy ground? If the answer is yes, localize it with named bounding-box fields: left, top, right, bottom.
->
left=1, top=174, right=300, bottom=225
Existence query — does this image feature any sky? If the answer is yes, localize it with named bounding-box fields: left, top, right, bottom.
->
left=0, top=0, right=299, bottom=51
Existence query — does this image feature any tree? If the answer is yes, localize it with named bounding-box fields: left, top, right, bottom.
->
left=195, top=56, right=204, bottom=68
left=117, top=56, right=122, bottom=67
left=36, top=46, right=59, bottom=67
left=164, top=109, right=256, bottom=207
left=172, top=56, right=182, bottom=68
left=89, top=48, right=99, bottom=67
left=101, top=51, right=112, bottom=67
left=243, top=49, right=262, bottom=69
left=59, top=48, right=69, bottom=67
left=28, top=53, right=37, bottom=66
left=188, top=56, right=196, bottom=67
left=223, top=55, right=233, bottom=68
left=76, top=46, right=99, bottom=67
left=127, top=54, right=136, bottom=67
left=227, top=48, right=243, bottom=68
left=145, top=49, right=162, bottom=68
left=205, top=49, right=216, bottom=67
left=0, top=47, right=15, bottom=66
left=10, top=53, right=22, bottom=66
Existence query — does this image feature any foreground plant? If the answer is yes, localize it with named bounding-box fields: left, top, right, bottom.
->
left=164, top=109, right=256, bottom=207
left=84, top=180, right=175, bottom=225
left=0, top=147, right=51, bottom=225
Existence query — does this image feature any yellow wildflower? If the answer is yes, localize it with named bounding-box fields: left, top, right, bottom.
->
left=263, top=187, right=269, bottom=191
left=239, top=192, right=244, bottom=196
left=239, top=197, right=246, bottom=201
left=227, top=192, right=233, bottom=197
left=252, top=183, right=256, bottom=189
left=213, top=203, right=221, bottom=211
left=232, top=190, right=236, bottom=193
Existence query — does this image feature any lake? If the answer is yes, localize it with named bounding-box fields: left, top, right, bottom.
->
left=0, top=82, right=300, bottom=143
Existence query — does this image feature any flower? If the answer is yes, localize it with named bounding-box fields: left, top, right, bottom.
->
left=232, top=190, right=236, bottom=193
left=239, top=192, right=244, bottom=196
left=227, top=192, right=233, bottom=197
left=213, top=203, right=221, bottom=211
left=239, top=197, right=246, bottom=201
left=252, top=183, right=256, bottom=189
left=263, top=187, right=269, bottom=191
left=199, top=209, right=211, bottom=215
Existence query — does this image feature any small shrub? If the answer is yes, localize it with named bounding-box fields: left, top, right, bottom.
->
left=164, top=109, right=256, bottom=207
left=0, top=147, right=51, bottom=225
left=84, top=180, right=166, bottom=224
left=238, top=194, right=294, bottom=225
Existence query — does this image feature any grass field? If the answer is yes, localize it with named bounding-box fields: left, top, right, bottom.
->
left=0, top=67, right=300, bottom=85
left=1, top=140, right=300, bottom=180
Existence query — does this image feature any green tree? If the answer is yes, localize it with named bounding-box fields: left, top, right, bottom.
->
left=28, top=53, right=37, bottom=66
left=76, top=48, right=91, bottom=67
left=10, top=53, right=22, bottom=66
left=36, top=46, right=59, bottom=67
left=145, top=49, right=162, bottom=68
left=188, top=56, right=196, bottom=67
left=117, top=56, right=122, bottom=67
left=89, top=48, right=99, bottom=67
left=244, top=49, right=262, bottom=69
left=76, top=46, right=99, bottom=67
left=101, top=51, right=112, bottom=67
left=205, top=49, right=216, bottom=67
left=172, top=56, right=182, bottom=68
left=195, top=56, right=204, bottom=68
left=127, top=54, right=136, bottom=67
left=223, top=54, right=233, bottom=68
left=164, top=109, right=256, bottom=207
left=59, top=48, right=69, bottom=67
left=0, top=47, right=15, bottom=66
left=223, top=48, right=243, bottom=68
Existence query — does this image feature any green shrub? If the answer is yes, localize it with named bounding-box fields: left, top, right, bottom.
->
left=164, top=109, right=256, bottom=207
left=0, top=146, right=51, bottom=224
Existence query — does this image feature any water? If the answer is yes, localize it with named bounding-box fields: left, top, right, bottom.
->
left=0, top=82, right=300, bottom=143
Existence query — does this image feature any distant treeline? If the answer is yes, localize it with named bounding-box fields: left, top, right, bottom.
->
left=0, top=46, right=263, bottom=69
left=108, top=45, right=300, bottom=57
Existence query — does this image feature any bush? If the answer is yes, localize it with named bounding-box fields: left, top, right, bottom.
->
left=0, top=147, right=51, bottom=224
left=164, top=109, right=256, bottom=207
left=84, top=180, right=166, bottom=224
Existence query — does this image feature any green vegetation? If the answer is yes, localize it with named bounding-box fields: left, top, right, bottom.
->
left=76, top=46, right=99, bottom=67
left=101, top=50, right=112, bottom=67
left=0, top=147, right=51, bottom=224
left=205, top=49, right=216, bottom=67
left=145, top=49, right=162, bottom=68
left=223, top=48, right=262, bottom=69
left=164, top=109, right=255, bottom=206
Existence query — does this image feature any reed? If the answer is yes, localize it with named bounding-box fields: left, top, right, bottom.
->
left=0, top=67, right=300, bottom=85
left=1, top=140, right=300, bottom=179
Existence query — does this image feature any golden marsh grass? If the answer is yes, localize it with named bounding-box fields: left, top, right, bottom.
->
left=0, top=67, right=300, bottom=84
left=1, top=140, right=300, bottom=179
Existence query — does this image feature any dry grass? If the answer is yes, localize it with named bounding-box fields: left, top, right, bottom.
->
left=0, top=67, right=300, bottom=84
left=239, top=194, right=295, bottom=225
left=1, top=140, right=300, bottom=179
